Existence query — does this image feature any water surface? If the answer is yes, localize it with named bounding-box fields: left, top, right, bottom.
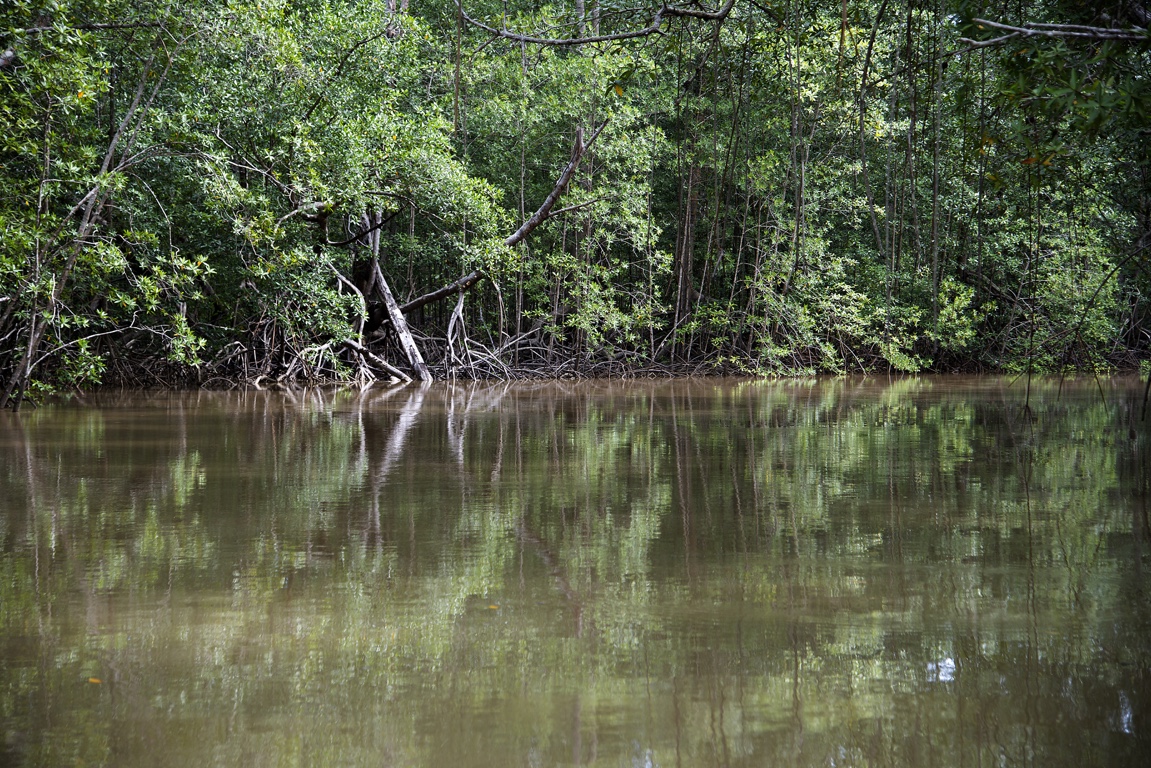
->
left=1, top=377, right=1148, bottom=766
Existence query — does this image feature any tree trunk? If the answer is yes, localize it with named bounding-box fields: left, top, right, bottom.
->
left=367, top=210, right=431, bottom=381
left=675, top=162, right=699, bottom=331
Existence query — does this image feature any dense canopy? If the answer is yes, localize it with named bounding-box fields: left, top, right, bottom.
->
left=2, top=1, right=1149, bottom=405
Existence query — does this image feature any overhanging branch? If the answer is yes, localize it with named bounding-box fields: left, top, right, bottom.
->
left=455, top=0, right=735, bottom=47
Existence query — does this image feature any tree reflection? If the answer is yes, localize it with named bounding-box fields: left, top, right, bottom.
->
left=0, top=377, right=1148, bottom=766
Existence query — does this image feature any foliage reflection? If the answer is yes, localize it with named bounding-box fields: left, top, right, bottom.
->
left=0, top=377, right=1148, bottom=766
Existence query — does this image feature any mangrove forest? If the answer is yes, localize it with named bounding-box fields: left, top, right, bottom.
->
left=2, top=1, right=1151, bottom=404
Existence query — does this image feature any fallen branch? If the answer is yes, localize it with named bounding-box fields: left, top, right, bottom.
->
left=374, top=260, right=431, bottom=381
left=340, top=338, right=412, bottom=382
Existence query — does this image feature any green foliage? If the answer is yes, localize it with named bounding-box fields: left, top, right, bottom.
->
left=1, top=0, right=1147, bottom=400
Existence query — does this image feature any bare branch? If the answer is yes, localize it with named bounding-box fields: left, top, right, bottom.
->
left=960, top=17, right=1148, bottom=48
left=455, top=0, right=735, bottom=48
left=30, top=314, right=141, bottom=369
left=326, top=208, right=401, bottom=247
left=399, top=269, right=484, bottom=316
left=340, top=338, right=411, bottom=382
left=957, top=33, right=1019, bottom=49
left=549, top=196, right=609, bottom=217
left=505, top=120, right=607, bottom=247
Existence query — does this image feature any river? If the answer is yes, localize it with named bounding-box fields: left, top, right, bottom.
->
left=1, top=377, right=1148, bottom=766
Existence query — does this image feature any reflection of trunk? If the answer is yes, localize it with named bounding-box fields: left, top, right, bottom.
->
left=446, top=385, right=470, bottom=466
left=515, top=517, right=584, bottom=636
left=572, top=695, right=582, bottom=765
left=670, top=397, right=695, bottom=576
left=379, top=384, right=428, bottom=474
left=364, top=384, right=428, bottom=547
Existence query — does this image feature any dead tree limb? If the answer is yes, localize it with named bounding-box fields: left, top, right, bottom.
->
left=374, top=261, right=431, bottom=381
left=505, top=122, right=607, bottom=247
left=959, top=18, right=1150, bottom=47
left=341, top=338, right=411, bottom=382
left=399, top=269, right=485, bottom=316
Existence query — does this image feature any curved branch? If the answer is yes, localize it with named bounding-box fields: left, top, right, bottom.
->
left=399, top=270, right=485, bottom=316
left=326, top=208, right=400, bottom=246
left=455, top=0, right=735, bottom=47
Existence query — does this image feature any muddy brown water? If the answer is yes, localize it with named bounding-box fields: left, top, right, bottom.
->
left=1, top=377, right=1148, bottom=766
